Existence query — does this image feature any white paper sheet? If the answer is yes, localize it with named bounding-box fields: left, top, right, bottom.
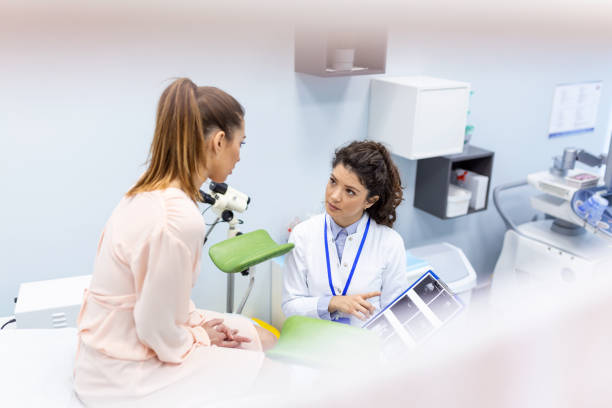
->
left=548, top=81, right=603, bottom=138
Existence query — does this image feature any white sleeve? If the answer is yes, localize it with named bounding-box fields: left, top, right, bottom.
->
left=281, top=228, right=321, bottom=319
left=133, top=227, right=210, bottom=364
left=380, top=232, right=408, bottom=309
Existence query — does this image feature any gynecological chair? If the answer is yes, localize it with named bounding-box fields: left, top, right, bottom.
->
left=208, top=230, right=381, bottom=367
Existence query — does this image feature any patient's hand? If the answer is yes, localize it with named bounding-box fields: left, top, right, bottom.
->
left=328, top=292, right=380, bottom=320
left=202, top=318, right=252, bottom=348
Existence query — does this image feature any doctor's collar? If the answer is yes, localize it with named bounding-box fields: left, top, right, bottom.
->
left=327, top=212, right=366, bottom=237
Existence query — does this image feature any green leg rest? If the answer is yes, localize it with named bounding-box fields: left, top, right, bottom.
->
left=266, top=316, right=382, bottom=368
left=209, top=229, right=294, bottom=274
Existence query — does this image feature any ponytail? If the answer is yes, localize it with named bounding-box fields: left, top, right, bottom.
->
left=127, top=78, right=244, bottom=202
left=332, top=140, right=404, bottom=227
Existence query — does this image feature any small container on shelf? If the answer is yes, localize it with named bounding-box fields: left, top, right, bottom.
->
left=446, top=184, right=472, bottom=218
left=453, top=168, right=489, bottom=211
left=331, top=48, right=355, bottom=71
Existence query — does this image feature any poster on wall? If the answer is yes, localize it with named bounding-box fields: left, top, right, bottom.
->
left=548, top=80, right=602, bottom=139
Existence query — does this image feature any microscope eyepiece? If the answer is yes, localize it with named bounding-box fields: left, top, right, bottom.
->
left=199, top=190, right=216, bottom=205
left=209, top=182, right=228, bottom=195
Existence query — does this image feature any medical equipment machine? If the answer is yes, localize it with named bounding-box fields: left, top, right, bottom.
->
left=199, top=182, right=295, bottom=314
left=491, top=136, right=612, bottom=300
left=13, top=275, right=91, bottom=328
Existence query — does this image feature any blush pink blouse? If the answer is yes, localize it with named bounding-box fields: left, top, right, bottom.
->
left=74, top=188, right=263, bottom=406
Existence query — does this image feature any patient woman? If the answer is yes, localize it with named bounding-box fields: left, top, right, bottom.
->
left=74, top=78, right=276, bottom=406
left=282, top=141, right=408, bottom=326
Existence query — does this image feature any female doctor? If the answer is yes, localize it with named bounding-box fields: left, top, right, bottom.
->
left=282, top=141, right=408, bottom=326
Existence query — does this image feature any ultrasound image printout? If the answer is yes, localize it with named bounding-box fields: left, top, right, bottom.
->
left=414, top=275, right=443, bottom=304
left=364, top=271, right=463, bottom=349
left=404, top=312, right=434, bottom=341
left=428, top=290, right=461, bottom=322
left=368, top=315, right=395, bottom=341
left=389, top=294, right=419, bottom=322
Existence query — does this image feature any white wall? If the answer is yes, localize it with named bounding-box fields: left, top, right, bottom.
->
left=1, top=3, right=611, bottom=317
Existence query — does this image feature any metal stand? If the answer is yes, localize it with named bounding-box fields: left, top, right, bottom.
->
left=226, top=268, right=257, bottom=314
left=225, top=217, right=240, bottom=313
left=236, top=272, right=255, bottom=315
left=222, top=215, right=257, bottom=314
left=226, top=273, right=235, bottom=313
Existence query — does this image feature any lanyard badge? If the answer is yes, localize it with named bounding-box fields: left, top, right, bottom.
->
left=324, top=215, right=371, bottom=297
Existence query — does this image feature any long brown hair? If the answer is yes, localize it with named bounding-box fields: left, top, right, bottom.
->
left=332, top=140, right=404, bottom=227
left=127, top=78, right=244, bottom=202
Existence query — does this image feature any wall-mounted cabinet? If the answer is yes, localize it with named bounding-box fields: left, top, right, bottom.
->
left=294, top=25, right=387, bottom=77
left=414, top=145, right=494, bottom=219
left=368, top=76, right=471, bottom=159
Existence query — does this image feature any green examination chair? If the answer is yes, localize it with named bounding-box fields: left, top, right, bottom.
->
left=209, top=229, right=294, bottom=314
left=209, top=229, right=294, bottom=274
left=266, top=315, right=382, bottom=368
left=210, top=231, right=381, bottom=367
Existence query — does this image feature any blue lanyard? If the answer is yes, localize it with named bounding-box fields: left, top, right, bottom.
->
left=324, top=215, right=371, bottom=296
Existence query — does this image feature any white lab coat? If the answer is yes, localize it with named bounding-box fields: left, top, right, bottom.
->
left=282, top=212, right=408, bottom=326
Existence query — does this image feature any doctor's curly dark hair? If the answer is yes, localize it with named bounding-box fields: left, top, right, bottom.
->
left=332, top=140, right=404, bottom=228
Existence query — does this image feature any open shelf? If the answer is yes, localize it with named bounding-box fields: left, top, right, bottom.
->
left=414, top=145, right=495, bottom=220
left=294, top=25, right=387, bottom=77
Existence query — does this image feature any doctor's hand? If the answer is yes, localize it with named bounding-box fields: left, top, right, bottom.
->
left=202, top=318, right=252, bottom=348
left=328, top=292, right=381, bottom=321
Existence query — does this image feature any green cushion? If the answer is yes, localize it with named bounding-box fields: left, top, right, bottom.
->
left=266, top=316, right=381, bottom=368
left=208, top=229, right=294, bottom=273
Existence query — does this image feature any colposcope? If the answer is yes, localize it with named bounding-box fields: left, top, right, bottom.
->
left=199, top=182, right=253, bottom=314
left=200, top=182, right=251, bottom=244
